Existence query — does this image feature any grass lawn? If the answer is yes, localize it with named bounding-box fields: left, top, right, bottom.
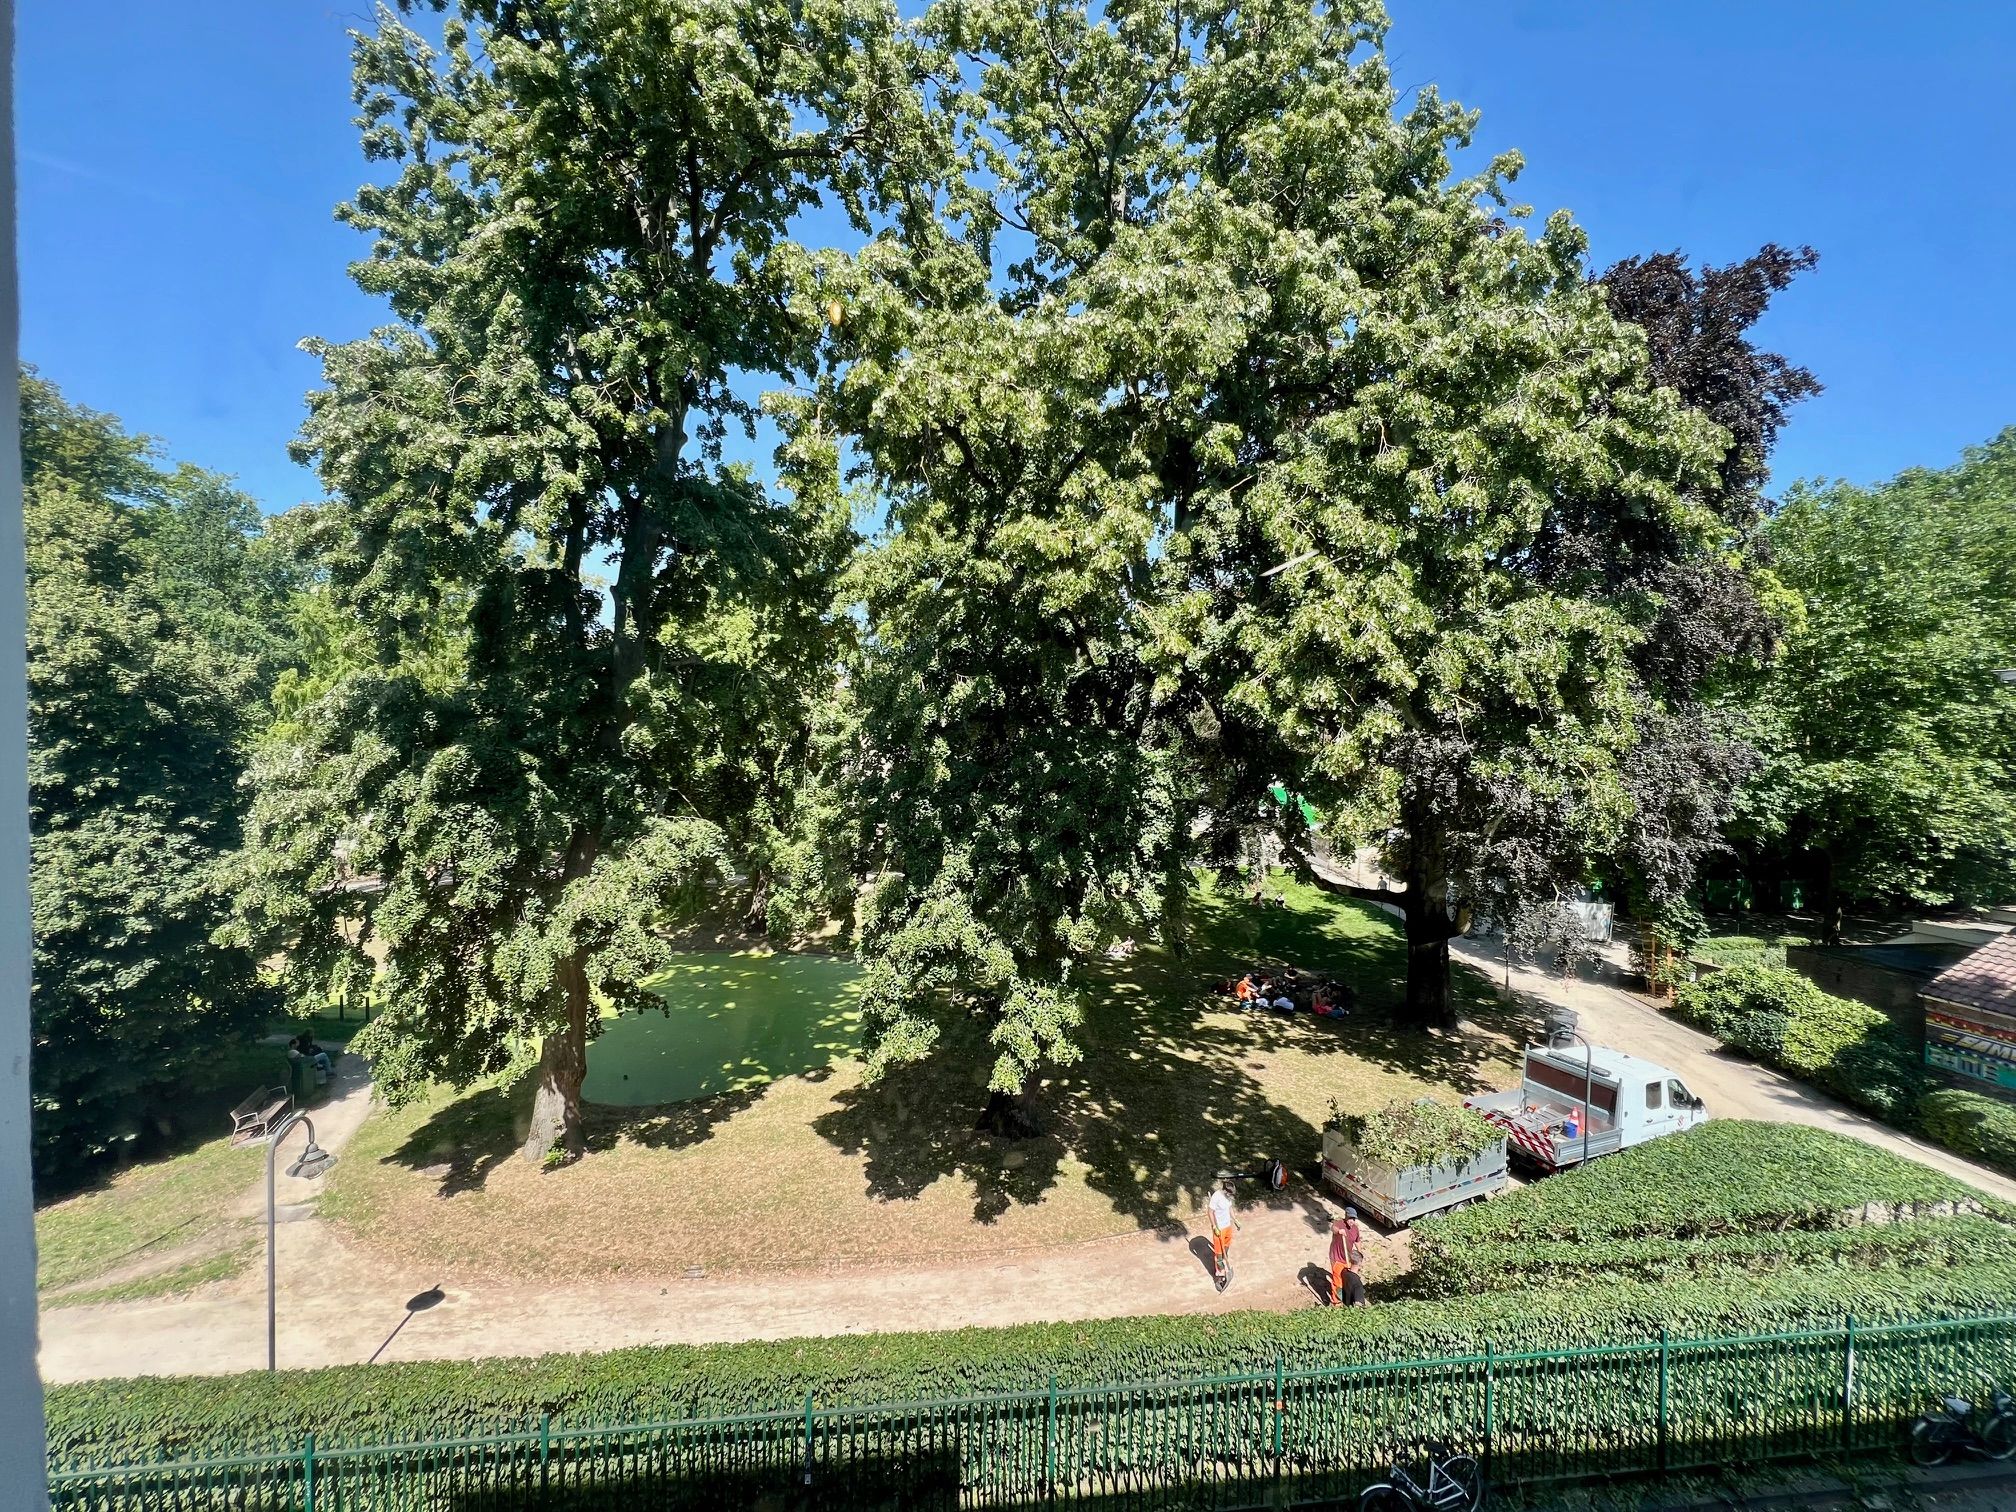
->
left=322, top=876, right=1534, bottom=1282
left=36, top=1125, right=261, bottom=1302
left=35, top=1014, right=361, bottom=1305
left=582, top=952, right=863, bottom=1106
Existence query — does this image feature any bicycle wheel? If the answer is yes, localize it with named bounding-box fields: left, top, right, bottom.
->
left=1981, top=1411, right=2016, bottom=1461
left=1358, top=1484, right=1413, bottom=1512
left=1440, top=1454, right=1483, bottom=1509
left=1910, top=1416, right=1957, bottom=1467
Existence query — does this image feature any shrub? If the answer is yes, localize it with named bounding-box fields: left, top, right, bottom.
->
left=1921, top=1089, right=2016, bottom=1178
left=1672, top=965, right=1929, bottom=1123
left=1410, top=1119, right=2010, bottom=1301
left=1673, top=963, right=1805, bottom=1058
left=1801, top=1026, right=1928, bottom=1123
left=1412, top=1213, right=2016, bottom=1297
left=1331, top=1096, right=1499, bottom=1168
left=1412, top=1121, right=1999, bottom=1256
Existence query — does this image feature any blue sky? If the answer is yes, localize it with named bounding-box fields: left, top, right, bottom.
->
left=21, top=1, right=2016, bottom=513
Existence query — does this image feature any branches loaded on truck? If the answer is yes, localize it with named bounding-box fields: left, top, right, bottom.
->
left=1320, top=1098, right=1511, bottom=1227
left=1465, top=1014, right=1708, bottom=1174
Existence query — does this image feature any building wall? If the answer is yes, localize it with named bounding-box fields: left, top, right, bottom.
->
left=1922, top=996, right=2016, bottom=1104
left=1785, top=946, right=1926, bottom=1036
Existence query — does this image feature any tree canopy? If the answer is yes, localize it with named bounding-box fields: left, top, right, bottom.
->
left=220, top=0, right=1870, bottom=1153
left=23, top=371, right=296, bottom=1188
left=235, top=0, right=931, bottom=1158
left=1734, top=432, right=2016, bottom=935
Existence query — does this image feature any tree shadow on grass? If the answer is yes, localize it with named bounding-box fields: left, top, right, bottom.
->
left=812, top=1050, right=1066, bottom=1224
left=381, top=1071, right=534, bottom=1198
left=582, top=1084, right=766, bottom=1155
left=815, top=878, right=1535, bottom=1235
left=383, top=1071, right=769, bottom=1197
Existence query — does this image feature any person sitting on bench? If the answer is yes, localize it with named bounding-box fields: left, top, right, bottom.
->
left=291, top=1033, right=333, bottom=1080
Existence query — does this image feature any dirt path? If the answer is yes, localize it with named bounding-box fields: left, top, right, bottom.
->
left=39, top=1159, right=1378, bottom=1382
left=1449, top=935, right=2016, bottom=1204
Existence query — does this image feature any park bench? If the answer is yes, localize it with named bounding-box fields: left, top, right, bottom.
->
left=230, top=1080, right=292, bottom=1145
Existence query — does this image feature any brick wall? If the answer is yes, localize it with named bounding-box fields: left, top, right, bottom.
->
left=1785, top=945, right=1925, bottom=1038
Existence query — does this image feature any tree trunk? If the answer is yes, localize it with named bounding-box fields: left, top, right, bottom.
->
left=1817, top=846, right=1845, bottom=945
left=522, top=951, right=592, bottom=1164
left=742, top=870, right=772, bottom=936
left=1395, top=800, right=1461, bottom=1032
left=1295, top=847, right=1453, bottom=1024
left=1399, top=900, right=1458, bottom=1030
left=976, top=1086, right=1042, bottom=1139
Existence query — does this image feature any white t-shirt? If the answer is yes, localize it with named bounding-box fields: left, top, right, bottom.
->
left=1208, top=1188, right=1234, bottom=1232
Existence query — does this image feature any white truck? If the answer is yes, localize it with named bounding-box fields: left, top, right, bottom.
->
left=1466, top=1038, right=1708, bottom=1174
left=1320, top=1121, right=1509, bottom=1227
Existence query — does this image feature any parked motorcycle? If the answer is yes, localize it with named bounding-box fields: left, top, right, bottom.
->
left=1909, top=1390, right=2016, bottom=1466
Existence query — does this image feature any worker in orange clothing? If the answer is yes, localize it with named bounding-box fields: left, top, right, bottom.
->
left=1329, top=1217, right=1367, bottom=1307
left=1207, top=1179, right=1237, bottom=1290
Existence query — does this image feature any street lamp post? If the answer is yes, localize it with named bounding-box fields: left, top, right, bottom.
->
left=266, top=1110, right=335, bottom=1372
left=1544, top=1008, right=1594, bottom=1170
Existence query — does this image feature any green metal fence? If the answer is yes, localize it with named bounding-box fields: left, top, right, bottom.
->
left=48, top=1311, right=2016, bottom=1509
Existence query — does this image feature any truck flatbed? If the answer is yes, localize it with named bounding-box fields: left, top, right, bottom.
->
left=1466, top=1088, right=1621, bottom=1170
left=1465, top=1041, right=1706, bottom=1173
left=1319, top=1123, right=1509, bottom=1227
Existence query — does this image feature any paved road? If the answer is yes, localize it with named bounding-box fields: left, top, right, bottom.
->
left=1451, top=934, right=2016, bottom=1203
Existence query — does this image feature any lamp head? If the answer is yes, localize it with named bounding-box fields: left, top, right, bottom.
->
left=287, top=1142, right=336, bottom=1181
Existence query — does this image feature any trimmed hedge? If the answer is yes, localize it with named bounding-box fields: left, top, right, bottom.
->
left=1921, top=1089, right=2016, bottom=1179
left=1412, top=1121, right=2000, bottom=1252
left=46, top=1259, right=2016, bottom=1469
left=1410, top=1119, right=2013, bottom=1302
left=1673, top=965, right=1927, bottom=1122
left=1413, top=1213, right=2016, bottom=1296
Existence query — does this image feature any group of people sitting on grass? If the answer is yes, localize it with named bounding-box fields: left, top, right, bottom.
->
left=1216, top=968, right=1356, bottom=1019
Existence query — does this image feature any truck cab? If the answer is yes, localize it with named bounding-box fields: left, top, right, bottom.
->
left=1467, top=1044, right=1707, bottom=1172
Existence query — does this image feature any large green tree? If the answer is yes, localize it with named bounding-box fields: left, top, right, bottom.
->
left=832, top=0, right=1277, bottom=1126
left=1124, top=3, right=1731, bottom=1027
left=1735, top=433, right=2016, bottom=937
left=23, top=372, right=290, bottom=1187
left=839, top=0, right=1746, bottom=1074
left=236, top=0, right=930, bottom=1159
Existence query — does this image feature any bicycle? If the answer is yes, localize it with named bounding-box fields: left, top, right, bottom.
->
left=1357, top=1441, right=1482, bottom=1511
left=1910, top=1389, right=2016, bottom=1466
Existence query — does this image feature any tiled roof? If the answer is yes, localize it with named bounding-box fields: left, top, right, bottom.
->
left=1923, top=932, right=2016, bottom=1015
